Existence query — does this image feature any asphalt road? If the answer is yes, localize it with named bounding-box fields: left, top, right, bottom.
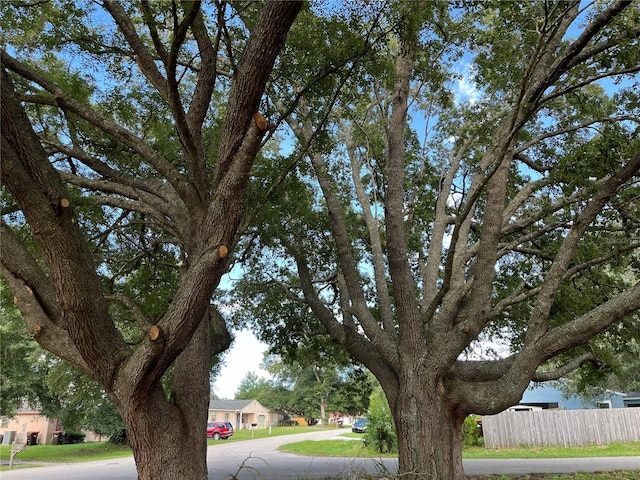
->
left=2, top=429, right=639, bottom=479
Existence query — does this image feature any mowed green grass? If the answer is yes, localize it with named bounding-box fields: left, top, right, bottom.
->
left=279, top=438, right=373, bottom=457
left=278, top=438, right=640, bottom=459
left=277, top=438, right=640, bottom=480
left=470, top=474, right=640, bottom=480
left=0, top=441, right=133, bottom=464
left=463, top=441, right=640, bottom=459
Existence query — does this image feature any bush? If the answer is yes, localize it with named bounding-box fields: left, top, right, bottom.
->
left=462, top=415, right=481, bottom=447
left=108, top=429, right=128, bottom=445
left=64, top=432, right=86, bottom=444
left=362, top=386, right=397, bottom=453
left=363, top=420, right=396, bottom=453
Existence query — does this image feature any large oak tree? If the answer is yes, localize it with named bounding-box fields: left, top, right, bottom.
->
left=233, top=1, right=640, bottom=479
left=1, top=1, right=301, bottom=478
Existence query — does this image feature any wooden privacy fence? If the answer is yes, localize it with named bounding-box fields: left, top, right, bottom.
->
left=482, top=408, right=640, bottom=448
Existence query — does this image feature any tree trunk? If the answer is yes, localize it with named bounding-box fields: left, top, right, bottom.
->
left=391, top=372, right=466, bottom=480
left=122, top=387, right=207, bottom=480
left=320, top=395, right=327, bottom=424
left=117, top=316, right=215, bottom=480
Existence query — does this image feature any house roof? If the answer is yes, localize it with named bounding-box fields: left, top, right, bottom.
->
left=208, top=399, right=256, bottom=411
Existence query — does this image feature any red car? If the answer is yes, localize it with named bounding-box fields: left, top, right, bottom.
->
left=206, top=421, right=234, bottom=440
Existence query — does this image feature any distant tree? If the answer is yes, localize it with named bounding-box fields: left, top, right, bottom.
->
left=0, top=294, right=55, bottom=418
left=236, top=372, right=269, bottom=400
left=235, top=352, right=372, bottom=423
left=330, top=366, right=374, bottom=416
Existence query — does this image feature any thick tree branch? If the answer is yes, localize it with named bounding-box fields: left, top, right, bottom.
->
left=1, top=264, right=90, bottom=372
left=423, top=135, right=472, bottom=308
left=117, top=2, right=303, bottom=389
left=514, top=116, right=639, bottom=156
left=213, top=1, right=302, bottom=188
left=532, top=352, right=598, bottom=382
left=1, top=67, right=130, bottom=387
left=186, top=1, right=218, bottom=132
left=385, top=52, right=422, bottom=345
left=164, top=2, right=209, bottom=199
left=1, top=223, right=62, bottom=326
left=293, top=248, right=400, bottom=375
left=558, top=22, right=640, bottom=77
left=540, top=65, right=640, bottom=106
left=343, top=121, right=394, bottom=333
left=308, top=149, right=399, bottom=361
left=523, top=0, right=631, bottom=111
left=449, top=351, right=602, bottom=414
left=533, top=281, right=640, bottom=361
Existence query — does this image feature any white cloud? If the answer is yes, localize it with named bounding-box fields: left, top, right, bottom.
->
left=212, top=329, right=271, bottom=399
left=453, top=62, right=481, bottom=105
left=457, top=77, right=479, bottom=105
left=447, top=192, right=463, bottom=209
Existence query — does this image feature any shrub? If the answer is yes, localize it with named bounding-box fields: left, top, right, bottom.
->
left=462, top=415, right=481, bottom=447
left=363, top=420, right=396, bottom=453
left=64, top=432, right=86, bottom=444
left=362, top=385, right=397, bottom=453
left=108, top=429, right=128, bottom=445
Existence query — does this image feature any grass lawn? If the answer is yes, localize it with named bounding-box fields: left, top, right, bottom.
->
left=277, top=437, right=640, bottom=480
left=463, top=441, right=640, bottom=459
left=469, top=474, right=640, bottom=480
left=278, top=437, right=640, bottom=460
left=279, top=438, right=379, bottom=457
left=0, top=441, right=133, bottom=464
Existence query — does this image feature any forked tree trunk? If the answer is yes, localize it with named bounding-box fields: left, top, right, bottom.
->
left=391, top=372, right=466, bottom=480
left=117, top=317, right=213, bottom=480
left=123, top=388, right=207, bottom=480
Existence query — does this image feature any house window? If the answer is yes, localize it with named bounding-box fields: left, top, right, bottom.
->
left=224, top=413, right=230, bottom=421
left=596, top=401, right=612, bottom=409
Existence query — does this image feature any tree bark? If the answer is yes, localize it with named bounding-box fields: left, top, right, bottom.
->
left=120, top=388, right=204, bottom=480
left=116, top=316, right=215, bottom=480
left=389, top=370, right=466, bottom=480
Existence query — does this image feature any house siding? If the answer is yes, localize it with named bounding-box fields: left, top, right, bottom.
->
left=519, top=383, right=630, bottom=410
left=1, top=411, right=59, bottom=445
left=207, top=399, right=280, bottom=430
